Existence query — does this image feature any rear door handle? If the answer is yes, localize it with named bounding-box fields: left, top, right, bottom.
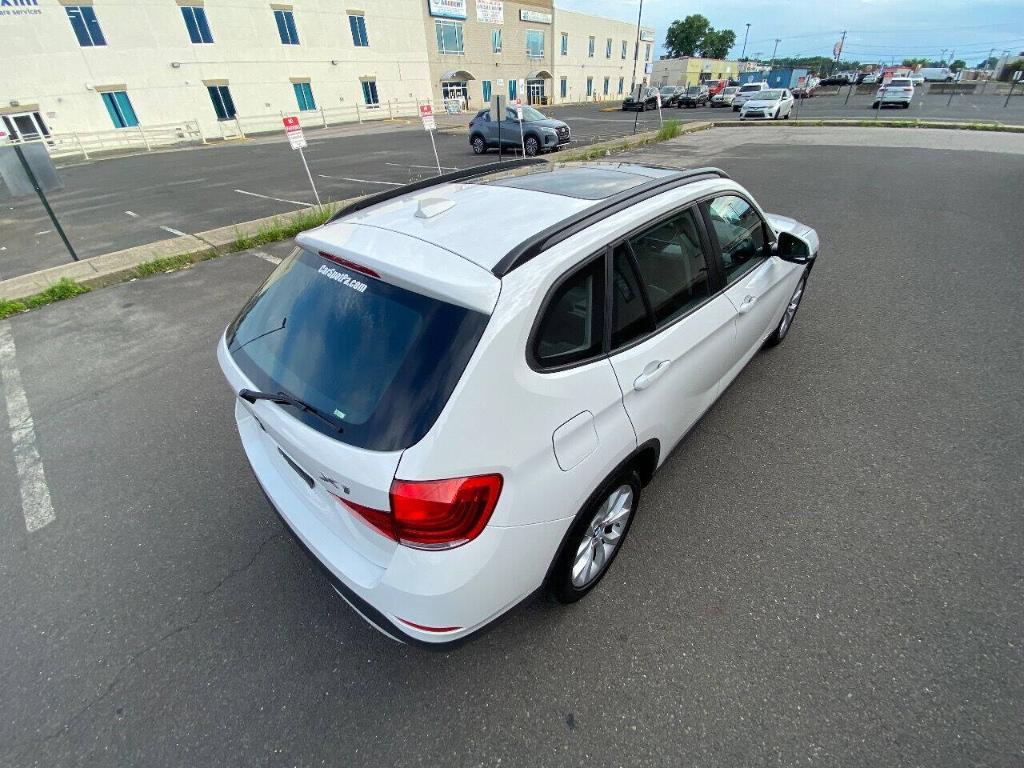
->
left=633, top=360, right=671, bottom=391
left=737, top=294, right=758, bottom=314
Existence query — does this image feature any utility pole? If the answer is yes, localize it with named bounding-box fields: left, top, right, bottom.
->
left=629, top=0, right=644, bottom=93
left=769, top=39, right=780, bottom=69
left=740, top=23, right=751, bottom=60
left=941, top=48, right=948, bottom=65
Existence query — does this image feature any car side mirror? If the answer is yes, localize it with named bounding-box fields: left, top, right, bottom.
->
left=775, top=231, right=814, bottom=264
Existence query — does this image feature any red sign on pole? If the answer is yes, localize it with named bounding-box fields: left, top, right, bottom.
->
left=419, top=104, right=436, bottom=131
left=282, top=116, right=306, bottom=149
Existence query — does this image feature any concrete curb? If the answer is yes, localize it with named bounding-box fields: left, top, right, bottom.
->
left=712, top=118, right=1024, bottom=133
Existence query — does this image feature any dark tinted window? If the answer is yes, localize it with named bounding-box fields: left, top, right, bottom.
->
left=534, top=258, right=604, bottom=367
left=227, top=249, right=488, bottom=451
left=627, top=209, right=712, bottom=325
left=611, top=244, right=654, bottom=348
left=707, top=195, right=768, bottom=283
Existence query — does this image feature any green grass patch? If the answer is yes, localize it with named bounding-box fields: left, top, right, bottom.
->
left=656, top=120, right=682, bottom=141
left=0, top=278, right=89, bottom=320
left=232, top=204, right=336, bottom=251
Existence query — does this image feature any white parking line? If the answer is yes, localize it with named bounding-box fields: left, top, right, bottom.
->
left=34, top=230, right=51, bottom=236
left=159, top=226, right=188, bottom=238
left=318, top=174, right=402, bottom=186
left=252, top=251, right=282, bottom=265
left=124, top=211, right=139, bottom=218
left=384, top=162, right=459, bottom=171
left=234, top=189, right=311, bottom=207
left=0, top=322, right=55, bottom=533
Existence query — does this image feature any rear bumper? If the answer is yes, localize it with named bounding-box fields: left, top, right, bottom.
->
left=236, top=403, right=569, bottom=647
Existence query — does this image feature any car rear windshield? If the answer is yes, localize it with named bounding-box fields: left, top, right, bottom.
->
left=739, top=84, right=763, bottom=92
left=890, top=79, right=912, bottom=87
left=226, top=248, right=489, bottom=451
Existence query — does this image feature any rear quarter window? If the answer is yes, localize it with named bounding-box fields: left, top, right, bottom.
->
left=533, top=258, right=605, bottom=369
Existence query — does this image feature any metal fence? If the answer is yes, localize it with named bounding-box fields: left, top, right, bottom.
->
left=9, top=121, right=205, bottom=161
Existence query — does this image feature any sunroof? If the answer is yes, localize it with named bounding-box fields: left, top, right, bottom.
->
left=477, top=165, right=673, bottom=200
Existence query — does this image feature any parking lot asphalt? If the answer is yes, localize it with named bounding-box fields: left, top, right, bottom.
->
left=2, top=92, right=1022, bottom=282
left=1, top=126, right=1022, bottom=767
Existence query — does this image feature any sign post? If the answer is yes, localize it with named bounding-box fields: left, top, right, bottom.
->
left=282, top=116, right=322, bottom=208
left=514, top=97, right=526, bottom=156
left=0, top=132, right=78, bottom=263
left=655, top=88, right=663, bottom=127
left=1006, top=70, right=1022, bottom=108
left=419, top=104, right=443, bottom=175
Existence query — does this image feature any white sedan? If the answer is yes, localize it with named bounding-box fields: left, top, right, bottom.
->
left=739, top=89, right=795, bottom=121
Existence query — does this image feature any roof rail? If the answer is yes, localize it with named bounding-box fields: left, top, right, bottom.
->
left=328, top=158, right=546, bottom=223
left=490, top=167, right=731, bottom=277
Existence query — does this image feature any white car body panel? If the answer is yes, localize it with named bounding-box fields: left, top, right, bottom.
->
left=739, top=91, right=795, bottom=120
left=219, top=165, right=819, bottom=645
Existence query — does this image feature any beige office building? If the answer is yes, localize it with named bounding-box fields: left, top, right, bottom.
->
left=1, top=0, right=654, bottom=142
left=652, top=57, right=741, bottom=88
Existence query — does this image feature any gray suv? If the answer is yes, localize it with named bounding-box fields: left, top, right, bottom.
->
left=468, top=106, right=571, bottom=156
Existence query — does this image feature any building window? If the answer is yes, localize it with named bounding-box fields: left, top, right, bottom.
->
left=587, top=36, right=594, bottom=58
left=482, top=80, right=492, bottom=102
left=603, top=76, right=610, bottom=95
left=435, top=20, right=463, bottom=54
left=207, top=85, right=236, bottom=120
left=274, top=8, right=299, bottom=45
left=181, top=6, right=213, bottom=44
left=586, top=77, right=593, bottom=97
left=605, top=38, right=612, bottom=58
left=293, top=82, right=316, bottom=111
left=526, top=30, right=544, bottom=59
left=645, top=44, right=651, bottom=62
left=560, top=77, right=567, bottom=98
left=65, top=6, right=106, bottom=47
left=560, top=32, right=568, bottom=56
left=101, top=91, right=138, bottom=129
left=617, top=76, right=624, bottom=94
left=621, top=40, right=627, bottom=59
left=348, top=14, right=368, bottom=47
left=491, top=28, right=501, bottom=53
left=442, top=80, right=468, bottom=107
left=508, top=79, right=517, bottom=100
left=361, top=79, right=379, bottom=106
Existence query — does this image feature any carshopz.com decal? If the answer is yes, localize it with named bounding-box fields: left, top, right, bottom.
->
left=318, top=264, right=367, bottom=293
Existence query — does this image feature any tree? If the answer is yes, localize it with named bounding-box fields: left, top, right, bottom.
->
left=977, top=56, right=998, bottom=69
left=699, top=29, right=736, bottom=59
left=665, top=14, right=710, bottom=58
left=902, top=58, right=928, bottom=68
left=950, top=59, right=966, bottom=71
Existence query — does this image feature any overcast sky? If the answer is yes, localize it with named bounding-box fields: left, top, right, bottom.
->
left=558, top=0, right=1024, bottom=65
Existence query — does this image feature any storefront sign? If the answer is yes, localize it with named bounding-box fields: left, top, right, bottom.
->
left=476, top=0, right=503, bottom=24
left=639, top=30, right=655, bottom=42
left=519, top=8, right=551, bottom=24
left=428, top=0, right=466, bottom=20
left=0, top=0, right=42, bottom=16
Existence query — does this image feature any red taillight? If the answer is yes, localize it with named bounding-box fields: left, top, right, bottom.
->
left=332, top=492, right=396, bottom=539
left=317, top=251, right=380, bottom=279
left=330, top=474, right=503, bottom=550
left=391, top=475, right=503, bottom=549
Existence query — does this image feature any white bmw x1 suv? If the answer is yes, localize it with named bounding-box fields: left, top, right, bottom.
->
left=218, top=160, right=819, bottom=647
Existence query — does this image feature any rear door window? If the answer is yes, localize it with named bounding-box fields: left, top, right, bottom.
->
left=626, top=209, right=713, bottom=325
left=611, top=244, right=654, bottom=348
left=227, top=248, right=488, bottom=451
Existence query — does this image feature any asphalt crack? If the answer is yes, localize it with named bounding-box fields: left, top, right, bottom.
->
left=5, top=527, right=284, bottom=763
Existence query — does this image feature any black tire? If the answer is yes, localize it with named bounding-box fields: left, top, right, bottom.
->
left=524, top=135, right=540, bottom=157
left=872, top=102, right=880, bottom=109
left=784, top=112, right=790, bottom=120
left=765, top=271, right=808, bottom=348
left=549, top=469, right=642, bottom=603
left=471, top=135, right=487, bottom=155
left=733, top=106, right=739, bottom=112
left=639, top=103, right=646, bottom=112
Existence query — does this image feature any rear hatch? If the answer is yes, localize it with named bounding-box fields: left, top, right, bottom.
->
left=219, top=224, right=497, bottom=568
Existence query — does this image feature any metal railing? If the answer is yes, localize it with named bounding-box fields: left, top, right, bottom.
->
left=227, top=99, right=429, bottom=138
left=8, top=121, right=205, bottom=161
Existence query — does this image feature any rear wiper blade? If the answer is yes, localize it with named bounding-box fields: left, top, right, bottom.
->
left=238, top=388, right=344, bottom=433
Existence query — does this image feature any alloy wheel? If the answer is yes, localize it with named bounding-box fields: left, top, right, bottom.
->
left=571, top=485, right=634, bottom=588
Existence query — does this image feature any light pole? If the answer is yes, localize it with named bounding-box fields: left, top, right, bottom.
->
left=769, top=38, right=780, bottom=70
left=741, top=23, right=751, bottom=60
left=940, top=48, right=948, bottom=65
left=629, top=0, right=644, bottom=93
